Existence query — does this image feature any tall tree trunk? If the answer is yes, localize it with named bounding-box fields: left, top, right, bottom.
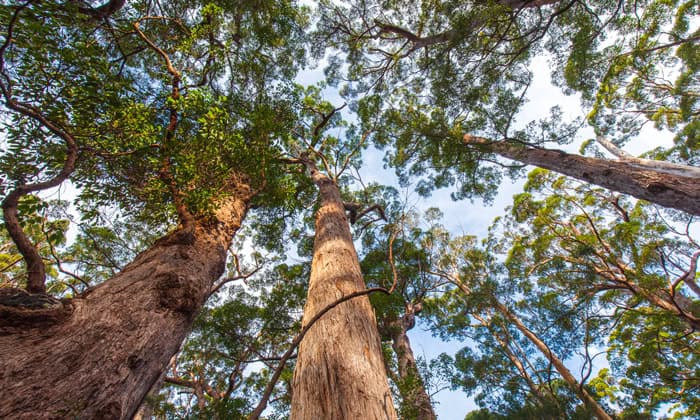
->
left=464, top=135, right=700, bottom=216
left=386, top=306, right=436, bottom=420
left=0, top=183, right=252, bottom=419
left=290, top=163, right=397, bottom=419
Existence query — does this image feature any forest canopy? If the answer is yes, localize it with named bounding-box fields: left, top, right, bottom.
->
left=0, top=0, right=698, bottom=419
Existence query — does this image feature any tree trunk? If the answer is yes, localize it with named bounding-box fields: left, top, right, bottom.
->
left=0, top=184, right=252, bottom=419
left=464, top=135, right=700, bottom=216
left=387, top=307, right=436, bottom=420
left=290, top=164, right=397, bottom=419
left=471, top=313, right=552, bottom=408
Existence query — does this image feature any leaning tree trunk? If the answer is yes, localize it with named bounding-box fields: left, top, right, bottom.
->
left=449, top=277, right=612, bottom=420
left=464, top=135, right=700, bottom=216
left=492, top=299, right=613, bottom=420
left=471, top=313, right=553, bottom=408
left=386, top=306, right=436, bottom=420
left=0, top=183, right=252, bottom=419
left=290, top=163, right=397, bottom=419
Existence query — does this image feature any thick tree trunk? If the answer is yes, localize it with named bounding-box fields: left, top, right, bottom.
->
left=0, top=186, right=251, bottom=419
left=387, top=307, right=436, bottom=420
left=290, top=164, right=397, bottom=419
left=464, top=136, right=700, bottom=216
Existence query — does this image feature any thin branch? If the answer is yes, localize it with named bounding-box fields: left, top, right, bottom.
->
left=248, top=286, right=391, bottom=420
left=0, top=2, right=79, bottom=293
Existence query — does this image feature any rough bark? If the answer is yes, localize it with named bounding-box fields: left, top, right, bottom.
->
left=386, top=305, right=436, bottom=420
left=0, top=183, right=251, bottom=419
left=290, top=163, right=397, bottom=419
left=464, top=135, right=700, bottom=216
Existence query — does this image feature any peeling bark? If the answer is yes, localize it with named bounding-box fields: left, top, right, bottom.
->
left=464, top=136, right=700, bottom=216
left=0, top=183, right=251, bottom=419
left=290, top=162, right=397, bottom=419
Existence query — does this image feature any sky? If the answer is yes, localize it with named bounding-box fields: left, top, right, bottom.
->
left=19, top=6, right=680, bottom=418
left=27, top=40, right=677, bottom=419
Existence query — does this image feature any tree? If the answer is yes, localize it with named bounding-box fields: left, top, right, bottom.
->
left=317, top=0, right=700, bottom=214
left=0, top=1, right=308, bottom=417
left=153, top=259, right=306, bottom=418
left=280, top=94, right=398, bottom=419
left=361, top=203, right=444, bottom=420
left=501, top=169, right=700, bottom=416
left=421, top=230, right=613, bottom=420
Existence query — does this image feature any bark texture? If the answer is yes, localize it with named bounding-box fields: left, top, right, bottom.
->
left=0, top=186, right=251, bottom=419
left=464, top=136, right=700, bottom=216
left=385, top=305, right=436, bottom=420
left=290, top=164, right=397, bottom=420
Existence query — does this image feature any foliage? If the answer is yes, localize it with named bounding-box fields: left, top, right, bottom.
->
left=154, top=260, right=308, bottom=418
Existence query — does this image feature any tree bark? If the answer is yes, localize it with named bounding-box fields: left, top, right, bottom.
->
left=0, top=183, right=252, bottom=419
left=386, top=306, right=436, bottom=420
left=464, top=135, right=700, bottom=216
left=290, top=163, right=397, bottom=419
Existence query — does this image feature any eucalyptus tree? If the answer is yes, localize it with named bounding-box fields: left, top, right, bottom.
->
left=500, top=169, right=700, bottom=417
left=317, top=0, right=700, bottom=214
left=360, top=204, right=447, bottom=420
left=264, top=89, right=399, bottom=419
left=0, top=0, right=309, bottom=417
left=152, top=260, right=307, bottom=418
left=404, top=217, right=613, bottom=419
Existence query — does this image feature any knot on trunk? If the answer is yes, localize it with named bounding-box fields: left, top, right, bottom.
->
left=156, top=273, right=199, bottom=317
left=0, top=288, right=72, bottom=330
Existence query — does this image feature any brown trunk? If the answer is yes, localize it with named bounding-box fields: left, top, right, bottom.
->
left=464, top=136, right=700, bottom=216
left=387, top=307, right=436, bottom=420
left=290, top=164, right=397, bottom=419
left=0, top=185, right=251, bottom=419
